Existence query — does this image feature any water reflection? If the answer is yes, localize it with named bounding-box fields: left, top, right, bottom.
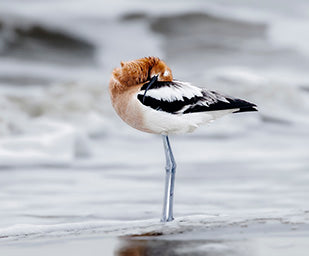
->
left=116, top=236, right=244, bottom=256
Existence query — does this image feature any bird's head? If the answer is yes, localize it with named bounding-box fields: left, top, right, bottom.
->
left=112, top=57, right=173, bottom=87
left=149, top=59, right=173, bottom=82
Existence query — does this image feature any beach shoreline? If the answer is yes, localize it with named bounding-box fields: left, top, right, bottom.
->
left=1, top=219, right=309, bottom=256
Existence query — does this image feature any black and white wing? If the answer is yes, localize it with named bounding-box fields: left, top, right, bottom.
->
left=137, top=80, right=257, bottom=114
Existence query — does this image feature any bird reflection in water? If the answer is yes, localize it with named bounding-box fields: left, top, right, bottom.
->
left=115, top=235, right=239, bottom=256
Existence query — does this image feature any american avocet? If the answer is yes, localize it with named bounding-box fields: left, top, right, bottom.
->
left=109, top=57, right=257, bottom=222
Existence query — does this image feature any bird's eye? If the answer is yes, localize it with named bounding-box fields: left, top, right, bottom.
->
left=163, top=70, right=170, bottom=77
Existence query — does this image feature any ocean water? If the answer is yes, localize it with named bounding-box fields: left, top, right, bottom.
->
left=0, top=0, right=309, bottom=253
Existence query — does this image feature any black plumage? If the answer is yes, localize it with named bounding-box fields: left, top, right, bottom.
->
left=138, top=80, right=257, bottom=115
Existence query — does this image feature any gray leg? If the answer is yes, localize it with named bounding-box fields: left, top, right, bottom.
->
left=161, top=135, right=176, bottom=222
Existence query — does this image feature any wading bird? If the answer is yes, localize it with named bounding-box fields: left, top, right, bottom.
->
left=109, top=57, right=257, bottom=222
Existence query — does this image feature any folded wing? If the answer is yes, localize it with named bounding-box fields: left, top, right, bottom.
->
left=137, top=81, right=257, bottom=114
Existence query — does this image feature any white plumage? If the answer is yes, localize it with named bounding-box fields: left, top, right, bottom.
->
left=138, top=81, right=203, bottom=102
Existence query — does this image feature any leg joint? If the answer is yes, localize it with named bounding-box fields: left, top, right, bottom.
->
left=165, top=163, right=176, bottom=172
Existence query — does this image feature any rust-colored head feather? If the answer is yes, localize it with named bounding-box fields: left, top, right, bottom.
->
left=111, top=57, right=173, bottom=88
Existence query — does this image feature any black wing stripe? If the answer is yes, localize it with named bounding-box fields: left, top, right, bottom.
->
left=138, top=94, right=257, bottom=114
left=137, top=94, right=198, bottom=113
left=183, top=96, right=257, bottom=114
left=138, top=81, right=257, bottom=114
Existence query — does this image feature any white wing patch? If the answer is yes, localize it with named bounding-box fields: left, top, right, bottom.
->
left=196, top=91, right=230, bottom=107
left=139, top=81, right=203, bottom=102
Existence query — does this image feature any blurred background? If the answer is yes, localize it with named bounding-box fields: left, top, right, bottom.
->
left=0, top=0, right=309, bottom=242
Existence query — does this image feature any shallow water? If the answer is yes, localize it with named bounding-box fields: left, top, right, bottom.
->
left=0, top=139, right=308, bottom=238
